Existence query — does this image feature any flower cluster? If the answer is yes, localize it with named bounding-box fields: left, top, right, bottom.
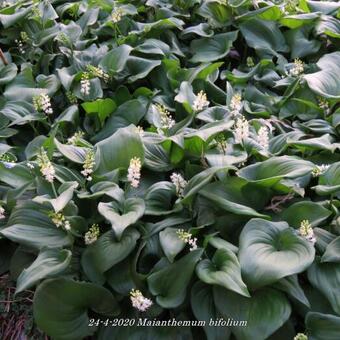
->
left=80, top=72, right=91, bottom=96
left=112, top=8, right=124, bottom=23
left=193, top=91, right=209, bottom=112
left=215, top=134, right=228, bottom=154
left=33, top=93, right=53, bottom=115
left=56, top=32, right=70, bottom=46
left=298, top=220, right=316, bottom=244
left=84, top=224, right=100, bottom=245
left=234, top=116, right=249, bottom=143
left=170, top=172, right=187, bottom=197
left=49, top=212, right=71, bottom=231
left=311, top=164, right=330, bottom=177
left=230, top=93, right=242, bottom=115
left=155, top=104, right=175, bottom=130
left=130, top=289, right=153, bottom=312
left=67, top=131, right=85, bottom=145
left=294, top=333, right=308, bottom=340
left=0, top=206, right=5, bottom=219
left=284, top=0, right=300, bottom=14
left=0, top=153, right=16, bottom=166
left=246, top=57, right=255, bottom=67
left=0, top=1, right=10, bottom=8
left=135, top=126, right=144, bottom=135
left=257, top=126, right=269, bottom=150
left=289, top=58, right=304, bottom=76
left=37, top=148, right=55, bottom=183
left=87, top=65, right=110, bottom=83
left=176, top=229, right=198, bottom=251
left=318, top=97, right=330, bottom=114
left=81, top=150, right=95, bottom=181
left=127, top=157, right=142, bottom=188
left=66, top=91, right=78, bottom=104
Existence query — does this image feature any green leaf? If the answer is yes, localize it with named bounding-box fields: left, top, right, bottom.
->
left=274, top=275, right=310, bottom=308
left=214, top=286, right=291, bottom=340
left=147, top=249, right=203, bottom=308
left=82, top=98, right=117, bottom=125
left=1, top=202, right=73, bottom=250
left=190, top=31, right=238, bottom=63
left=239, top=219, right=315, bottom=289
left=94, top=125, right=144, bottom=175
left=240, top=19, right=289, bottom=56
left=280, top=13, right=320, bottom=29
left=313, top=162, right=340, bottom=195
left=306, top=312, right=340, bottom=340
left=280, top=201, right=332, bottom=229
left=16, top=248, right=72, bottom=293
left=33, top=278, right=119, bottom=340
left=182, top=165, right=236, bottom=204
left=33, top=181, right=78, bottom=213
left=196, top=248, right=250, bottom=297
left=54, top=139, right=88, bottom=164
left=126, top=57, right=161, bottom=83
left=98, top=198, right=145, bottom=240
left=159, top=227, right=186, bottom=263
left=99, top=44, right=133, bottom=73
left=304, top=52, right=340, bottom=99
left=81, top=229, right=140, bottom=283
left=308, top=261, right=340, bottom=315
left=145, top=182, right=179, bottom=215
left=191, top=282, right=231, bottom=340
left=238, top=156, right=314, bottom=187
left=322, top=237, right=340, bottom=263
left=0, top=63, right=17, bottom=85
left=0, top=163, right=34, bottom=188
left=199, top=178, right=271, bottom=218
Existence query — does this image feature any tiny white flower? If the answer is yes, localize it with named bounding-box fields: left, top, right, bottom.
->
left=188, top=237, right=198, bottom=251
left=27, top=162, right=35, bottom=169
left=298, top=220, right=316, bottom=245
left=0, top=206, right=5, bottom=219
left=318, top=97, right=330, bottom=115
left=230, top=93, right=242, bottom=115
left=193, top=90, right=209, bottom=112
left=80, top=72, right=91, bottom=96
left=170, top=172, right=187, bottom=197
left=127, top=157, right=142, bottom=188
left=234, top=116, right=249, bottom=144
left=33, top=93, right=53, bottom=115
left=87, top=65, right=109, bottom=83
left=130, top=289, right=153, bottom=312
left=112, top=8, right=124, bottom=23
left=85, top=224, right=100, bottom=245
left=135, top=126, right=144, bottom=135
left=294, top=333, right=308, bottom=340
left=311, top=164, right=330, bottom=177
left=289, top=58, right=304, bottom=77
left=49, top=212, right=71, bottom=231
left=37, top=148, right=55, bottom=183
left=246, top=57, right=255, bottom=67
left=176, top=229, right=198, bottom=251
left=67, top=131, right=85, bottom=145
left=155, top=104, right=175, bottom=130
left=257, top=126, right=269, bottom=150
left=81, top=149, right=95, bottom=181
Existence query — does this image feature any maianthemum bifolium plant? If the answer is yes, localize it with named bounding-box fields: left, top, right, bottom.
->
left=0, top=0, right=340, bottom=339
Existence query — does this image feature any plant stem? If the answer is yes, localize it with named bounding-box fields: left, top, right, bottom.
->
left=51, top=182, right=58, bottom=198
left=0, top=48, right=8, bottom=65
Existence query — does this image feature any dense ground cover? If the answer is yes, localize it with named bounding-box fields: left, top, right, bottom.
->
left=0, top=0, right=340, bottom=339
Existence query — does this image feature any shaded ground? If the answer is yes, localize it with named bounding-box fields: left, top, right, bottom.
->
left=0, top=274, right=48, bottom=340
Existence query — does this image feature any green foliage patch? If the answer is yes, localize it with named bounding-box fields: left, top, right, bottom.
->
left=0, top=0, right=340, bottom=339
